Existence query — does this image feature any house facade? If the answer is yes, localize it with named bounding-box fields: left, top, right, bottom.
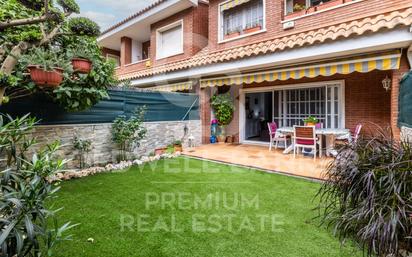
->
left=98, top=0, right=412, bottom=145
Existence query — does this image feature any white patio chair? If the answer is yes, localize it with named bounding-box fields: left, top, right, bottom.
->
left=268, top=122, right=288, bottom=151
left=293, top=126, right=318, bottom=160
left=336, top=124, right=362, bottom=144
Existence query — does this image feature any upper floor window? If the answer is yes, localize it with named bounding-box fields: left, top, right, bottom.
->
left=220, top=0, right=265, bottom=42
left=156, top=20, right=183, bottom=60
left=285, top=0, right=339, bottom=15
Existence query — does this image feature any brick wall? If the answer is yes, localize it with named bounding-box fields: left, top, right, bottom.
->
left=199, top=86, right=212, bottom=144
left=201, top=69, right=396, bottom=144
left=120, top=36, right=132, bottom=66
left=208, top=0, right=411, bottom=52
left=150, top=3, right=209, bottom=66
left=115, top=3, right=209, bottom=77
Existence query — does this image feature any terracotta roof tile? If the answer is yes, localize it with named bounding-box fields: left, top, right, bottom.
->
left=117, top=7, right=412, bottom=81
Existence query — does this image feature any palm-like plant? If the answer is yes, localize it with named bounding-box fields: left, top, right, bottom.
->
left=317, top=127, right=412, bottom=257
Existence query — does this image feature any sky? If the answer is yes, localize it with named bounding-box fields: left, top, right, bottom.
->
left=76, top=0, right=158, bottom=31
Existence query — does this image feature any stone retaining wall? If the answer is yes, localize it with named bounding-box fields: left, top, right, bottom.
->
left=31, top=120, right=201, bottom=168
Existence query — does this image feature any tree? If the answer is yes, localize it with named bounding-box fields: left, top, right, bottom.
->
left=0, top=0, right=116, bottom=111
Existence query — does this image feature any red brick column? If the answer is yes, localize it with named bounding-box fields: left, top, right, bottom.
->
left=198, top=86, right=211, bottom=144
left=391, top=54, right=410, bottom=140
left=120, top=36, right=132, bottom=67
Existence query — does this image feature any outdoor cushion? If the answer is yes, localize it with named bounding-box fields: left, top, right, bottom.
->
left=296, top=139, right=315, bottom=145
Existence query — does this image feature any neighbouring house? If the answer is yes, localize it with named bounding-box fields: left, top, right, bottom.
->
left=98, top=0, right=412, bottom=145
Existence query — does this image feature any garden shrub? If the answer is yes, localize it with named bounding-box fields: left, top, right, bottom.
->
left=0, top=114, right=75, bottom=256
left=112, top=106, right=147, bottom=162
left=72, top=136, right=92, bottom=169
left=317, top=127, right=412, bottom=257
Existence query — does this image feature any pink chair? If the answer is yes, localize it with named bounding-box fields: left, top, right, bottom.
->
left=293, top=126, right=319, bottom=160
left=267, top=122, right=288, bottom=151
left=337, top=124, right=362, bottom=144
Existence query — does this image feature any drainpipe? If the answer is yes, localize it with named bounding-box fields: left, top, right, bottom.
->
left=408, top=44, right=412, bottom=70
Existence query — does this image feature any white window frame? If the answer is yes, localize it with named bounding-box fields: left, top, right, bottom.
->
left=156, top=19, right=184, bottom=60
left=283, top=0, right=364, bottom=21
left=218, top=0, right=266, bottom=44
left=106, top=54, right=120, bottom=67
left=239, top=80, right=345, bottom=144
left=284, top=0, right=311, bottom=15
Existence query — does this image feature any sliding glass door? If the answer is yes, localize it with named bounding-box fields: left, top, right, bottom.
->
left=243, top=83, right=344, bottom=143
left=244, top=92, right=273, bottom=142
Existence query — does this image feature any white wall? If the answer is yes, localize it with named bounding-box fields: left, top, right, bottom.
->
left=131, top=39, right=143, bottom=63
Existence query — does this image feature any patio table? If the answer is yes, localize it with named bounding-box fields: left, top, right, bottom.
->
left=276, top=127, right=350, bottom=157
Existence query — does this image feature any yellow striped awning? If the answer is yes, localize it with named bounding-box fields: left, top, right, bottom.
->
left=200, top=51, right=401, bottom=88
left=221, top=0, right=252, bottom=11
left=148, top=81, right=193, bottom=92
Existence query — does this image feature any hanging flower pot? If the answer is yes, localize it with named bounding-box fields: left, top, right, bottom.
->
left=27, top=65, right=64, bottom=88
left=71, top=58, right=93, bottom=73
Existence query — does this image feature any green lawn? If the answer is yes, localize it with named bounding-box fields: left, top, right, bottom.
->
left=52, top=157, right=362, bottom=257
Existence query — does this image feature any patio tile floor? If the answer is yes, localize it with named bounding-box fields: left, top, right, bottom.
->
left=183, top=143, right=333, bottom=180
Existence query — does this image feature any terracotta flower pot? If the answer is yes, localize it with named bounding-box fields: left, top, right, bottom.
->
left=28, top=65, right=64, bottom=88
left=306, top=6, right=317, bottom=14
left=285, top=9, right=306, bottom=19
left=174, top=145, right=183, bottom=152
left=244, top=26, right=261, bottom=34
left=72, top=58, right=93, bottom=73
left=217, top=135, right=226, bottom=143
left=226, top=135, right=233, bottom=144
left=224, top=31, right=240, bottom=40
left=306, top=122, right=317, bottom=126
left=154, top=148, right=166, bottom=155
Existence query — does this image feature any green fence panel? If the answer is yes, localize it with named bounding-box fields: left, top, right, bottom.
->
left=0, top=89, right=199, bottom=125
left=399, top=71, right=412, bottom=128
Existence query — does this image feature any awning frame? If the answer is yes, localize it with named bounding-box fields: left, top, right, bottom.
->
left=200, top=51, right=401, bottom=88
left=146, top=81, right=193, bottom=92
left=220, top=0, right=253, bottom=11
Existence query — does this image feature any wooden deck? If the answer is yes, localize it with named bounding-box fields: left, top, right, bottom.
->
left=183, top=144, right=332, bottom=180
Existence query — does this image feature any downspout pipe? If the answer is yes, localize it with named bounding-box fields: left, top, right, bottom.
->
left=407, top=44, right=412, bottom=70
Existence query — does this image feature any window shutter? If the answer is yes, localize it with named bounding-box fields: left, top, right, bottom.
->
left=158, top=24, right=183, bottom=58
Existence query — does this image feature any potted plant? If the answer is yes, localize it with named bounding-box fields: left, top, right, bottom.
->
left=285, top=3, right=306, bottom=19
left=166, top=144, right=175, bottom=154
left=68, top=46, right=94, bottom=74
left=217, top=131, right=226, bottom=143
left=303, top=4, right=318, bottom=15
left=304, top=116, right=319, bottom=126
left=154, top=147, right=167, bottom=155
left=224, top=27, right=241, bottom=40
left=173, top=140, right=183, bottom=152
left=23, top=48, right=70, bottom=88
left=244, top=21, right=262, bottom=34
left=211, top=93, right=235, bottom=143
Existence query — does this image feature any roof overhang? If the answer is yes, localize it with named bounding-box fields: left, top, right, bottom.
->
left=98, top=0, right=198, bottom=51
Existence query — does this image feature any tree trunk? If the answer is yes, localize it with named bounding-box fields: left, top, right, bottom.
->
left=0, top=42, right=29, bottom=104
